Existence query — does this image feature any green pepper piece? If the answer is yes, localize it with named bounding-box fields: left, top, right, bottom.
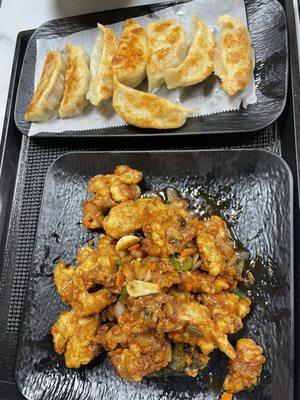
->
left=228, top=288, right=247, bottom=299
left=169, top=256, right=181, bottom=269
left=187, top=325, right=203, bottom=336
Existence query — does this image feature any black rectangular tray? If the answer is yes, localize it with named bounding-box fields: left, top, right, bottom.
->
left=15, top=150, right=293, bottom=400
left=0, top=0, right=300, bottom=398
left=14, top=0, right=288, bottom=138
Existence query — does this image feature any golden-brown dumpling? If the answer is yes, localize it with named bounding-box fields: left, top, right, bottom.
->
left=214, top=15, right=253, bottom=96
left=147, top=19, right=188, bottom=90
left=25, top=50, right=66, bottom=122
left=58, top=45, right=90, bottom=119
left=112, top=19, right=147, bottom=88
left=112, top=76, right=192, bottom=129
left=86, top=24, right=119, bottom=106
left=165, top=17, right=216, bottom=89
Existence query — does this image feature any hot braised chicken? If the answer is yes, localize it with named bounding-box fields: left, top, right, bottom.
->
left=52, top=165, right=265, bottom=396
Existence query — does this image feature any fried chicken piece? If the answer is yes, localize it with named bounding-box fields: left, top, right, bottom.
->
left=200, top=292, right=251, bottom=334
left=179, top=271, right=229, bottom=293
left=51, top=310, right=101, bottom=368
left=163, top=292, right=236, bottom=359
left=73, top=235, right=119, bottom=290
left=223, top=338, right=266, bottom=393
left=103, top=198, right=162, bottom=238
left=54, top=260, right=115, bottom=316
left=109, top=332, right=172, bottom=381
left=142, top=199, right=197, bottom=256
left=196, top=215, right=237, bottom=276
left=83, top=165, right=143, bottom=229
left=113, top=257, right=180, bottom=293
left=103, top=310, right=155, bottom=350
left=103, top=197, right=196, bottom=256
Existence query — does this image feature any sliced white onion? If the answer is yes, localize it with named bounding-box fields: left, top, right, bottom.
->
left=193, top=253, right=200, bottom=264
left=149, top=256, right=160, bottom=262
left=191, top=260, right=202, bottom=272
left=126, top=280, right=160, bottom=297
left=143, top=269, right=152, bottom=282
left=114, top=301, right=126, bottom=318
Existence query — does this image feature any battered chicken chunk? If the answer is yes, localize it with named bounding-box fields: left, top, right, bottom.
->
left=163, top=293, right=235, bottom=359
left=113, top=257, right=180, bottom=293
left=72, top=235, right=119, bottom=289
left=200, top=292, right=251, bottom=334
left=83, top=165, right=143, bottom=229
left=196, top=215, right=237, bottom=277
left=109, top=332, right=172, bottom=381
left=179, top=271, right=230, bottom=293
left=51, top=310, right=101, bottom=368
left=223, top=338, right=266, bottom=393
left=103, top=197, right=196, bottom=256
left=54, top=260, right=115, bottom=316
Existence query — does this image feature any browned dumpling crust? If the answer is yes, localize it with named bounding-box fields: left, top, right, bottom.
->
left=25, top=50, right=66, bottom=122
left=112, top=76, right=192, bottom=129
left=165, top=17, right=216, bottom=89
left=58, top=45, right=90, bottom=118
left=214, top=15, right=254, bottom=96
left=86, top=24, right=119, bottom=106
left=147, top=19, right=188, bottom=90
left=112, top=19, right=148, bottom=88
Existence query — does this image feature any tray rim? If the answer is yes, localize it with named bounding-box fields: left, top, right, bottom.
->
left=13, top=0, right=289, bottom=138
left=15, top=147, right=294, bottom=400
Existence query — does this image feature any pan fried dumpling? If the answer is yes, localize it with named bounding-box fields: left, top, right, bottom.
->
left=112, top=76, right=192, bottom=129
left=59, top=45, right=90, bottom=119
left=147, top=20, right=188, bottom=90
left=25, top=51, right=66, bottom=122
left=86, top=24, right=119, bottom=106
left=214, top=15, right=253, bottom=96
left=112, top=19, right=147, bottom=88
left=165, top=17, right=216, bottom=89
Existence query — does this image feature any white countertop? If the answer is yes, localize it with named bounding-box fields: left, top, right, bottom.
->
left=0, top=0, right=299, bottom=138
left=0, top=0, right=170, bottom=137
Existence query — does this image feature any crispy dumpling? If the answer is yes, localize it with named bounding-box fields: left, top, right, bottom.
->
left=214, top=15, right=253, bottom=96
left=86, top=24, right=119, bottom=106
left=58, top=45, right=90, bottom=119
left=147, top=19, right=188, bottom=90
left=25, top=50, right=66, bottom=122
left=165, top=17, right=216, bottom=89
left=112, top=76, right=192, bottom=129
left=112, top=19, right=147, bottom=88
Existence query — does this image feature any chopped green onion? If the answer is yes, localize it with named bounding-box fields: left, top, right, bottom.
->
left=187, top=325, right=203, bottom=336
left=118, top=288, right=129, bottom=302
left=170, top=256, right=193, bottom=272
left=116, top=259, right=124, bottom=266
left=169, top=343, right=186, bottom=372
left=228, top=288, right=246, bottom=299
left=169, top=256, right=181, bottom=269
left=190, top=358, right=204, bottom=369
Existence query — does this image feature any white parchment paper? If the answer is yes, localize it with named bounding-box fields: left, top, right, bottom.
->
left=29, top=0, right=256, bottom=135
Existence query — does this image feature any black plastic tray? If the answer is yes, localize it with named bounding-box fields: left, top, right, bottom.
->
left=0, top=0, right=300, bottom=398
left=15, top=150, right=293, bottom=400
left=14, top=0, right=288, bottom=138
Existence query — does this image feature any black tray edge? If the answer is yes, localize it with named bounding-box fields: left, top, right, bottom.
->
left=14, top=148, right=295, bottom=400
left=14, top=0, right=289, bottom=138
